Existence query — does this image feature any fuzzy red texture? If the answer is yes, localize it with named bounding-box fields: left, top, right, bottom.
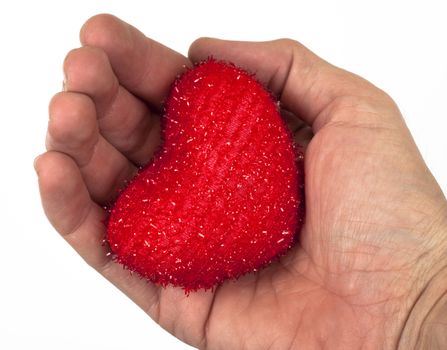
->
left=107, top=59, right=304, bottom=291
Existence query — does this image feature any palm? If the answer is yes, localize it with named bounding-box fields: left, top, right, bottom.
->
left=37, top=15, right=447, bottom=350
left=181, top=103, right=432, bottom=348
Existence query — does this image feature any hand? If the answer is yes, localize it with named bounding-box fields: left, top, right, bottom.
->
left=35, top=14, right=447, bottom=349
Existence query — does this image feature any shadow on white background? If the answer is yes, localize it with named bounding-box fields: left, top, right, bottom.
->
left=0, top=1, right=446, bottom=349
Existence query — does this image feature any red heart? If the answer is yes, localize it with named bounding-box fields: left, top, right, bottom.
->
left=107, top=59, right=304, bottom=291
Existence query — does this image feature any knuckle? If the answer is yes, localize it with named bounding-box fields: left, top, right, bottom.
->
left=63, top=47, right=81, bottom=69
left=80, top=13, right=117, bottom=43
left=64, top=46, right=107, bottom=73
left=375, top=88, right=399, bottom=110
left=274, top=38, right=306, bottom=56
left=276, top=38, right=300, bottom=47
left=48, top=93, right=96, bottom=144
left=62, top=47, right=112, bottom=93
left=48, top=91, right=65, bottom=111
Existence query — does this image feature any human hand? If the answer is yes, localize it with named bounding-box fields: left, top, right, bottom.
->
left=35, top=14, right=447, bottom=349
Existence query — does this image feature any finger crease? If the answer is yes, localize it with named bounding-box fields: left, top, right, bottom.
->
left=126, top=113, right=158, bottom=162
left=278, top=45, right=296, bottom=101
left=63, top=203, right=92, bottom=238
left=78, top=134, right=100, bottom=169
left=99, top=80, right=121, bottom=121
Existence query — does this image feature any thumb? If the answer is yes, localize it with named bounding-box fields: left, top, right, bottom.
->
left=188, top=38, right=399, bottom=132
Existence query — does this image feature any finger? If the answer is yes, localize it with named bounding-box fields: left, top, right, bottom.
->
left=35, top=151, right=161, bottom=316
left=189, top=38, right=396, bottom=131
left=35, top=151, right=109, bottom=267
left=46, top=92, right=136, bottom=203
left=80, top=14, right=191, bottom=109
left=63, top=47, right=160, bottom=165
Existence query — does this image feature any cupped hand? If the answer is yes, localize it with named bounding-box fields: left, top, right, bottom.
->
left=35, top=14, right=447, bottom=350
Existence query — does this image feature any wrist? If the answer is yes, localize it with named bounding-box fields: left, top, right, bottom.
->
left=416, top=291, right=447, bottom=349
left=398, top=223, right=447, bottom=349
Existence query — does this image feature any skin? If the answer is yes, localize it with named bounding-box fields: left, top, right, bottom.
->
left=35, top=14, right=447, bottom=350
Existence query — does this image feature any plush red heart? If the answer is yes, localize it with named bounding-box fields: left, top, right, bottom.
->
left=107, top=59, right=304, bottom=291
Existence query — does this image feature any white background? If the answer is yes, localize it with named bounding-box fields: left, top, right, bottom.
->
left=0, top=1, right=446, bottom=349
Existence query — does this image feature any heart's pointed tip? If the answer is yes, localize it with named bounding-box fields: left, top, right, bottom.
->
left=112, top=232, right=301, bottom=293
